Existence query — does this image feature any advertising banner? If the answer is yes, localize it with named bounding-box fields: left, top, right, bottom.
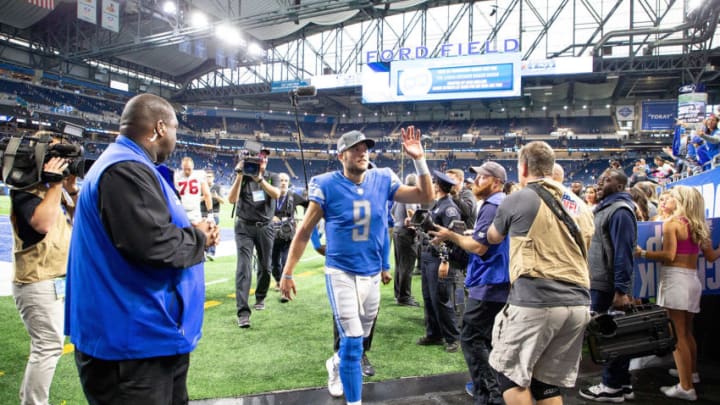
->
left=101, top=0, right=119, bottom=32
left=77, top=0, right=97, bottom=24
left=641, top=101, right=677, bottom=131
left=678, top=92, right=707, bottom=123
left=633, top=167, right=720, bottom=298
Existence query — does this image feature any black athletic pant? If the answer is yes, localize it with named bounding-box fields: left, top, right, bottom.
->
left=75, top=350, right=190, bottom=405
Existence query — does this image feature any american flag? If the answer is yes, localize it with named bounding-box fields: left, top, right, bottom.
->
left=27, top=0, right=55, bottom=9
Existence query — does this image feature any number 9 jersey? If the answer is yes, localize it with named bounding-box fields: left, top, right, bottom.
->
left=309, top=168, right=401, bottom=276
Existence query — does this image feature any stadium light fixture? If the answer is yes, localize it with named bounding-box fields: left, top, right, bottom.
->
left=189, top=11, right=209, bottom=28
left=687, top=0, right=703, bottom=13
left=162, top=1, right=177, bottom=15
left=215, top=24, right=244, bottom=47
left=247, top=43, right=265, bottom=58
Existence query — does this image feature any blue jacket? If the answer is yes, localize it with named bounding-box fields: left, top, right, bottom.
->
left=65, top=136, right=205, bottom=360
left=588, top=192, right=636, bottom=294
left=466, top=192, right=510, bottom=288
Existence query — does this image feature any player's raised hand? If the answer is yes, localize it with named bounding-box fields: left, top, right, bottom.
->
left=400, top=125, right=425, bottom=160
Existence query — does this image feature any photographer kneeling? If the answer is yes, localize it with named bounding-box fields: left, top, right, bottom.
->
left=9, top=132, right=79, bottom=404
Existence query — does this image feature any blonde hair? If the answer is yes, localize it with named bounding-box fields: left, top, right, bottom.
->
left=669, top=186, right=709, bottom=245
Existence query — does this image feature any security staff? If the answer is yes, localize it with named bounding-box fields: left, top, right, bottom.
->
left=416, top=170, right=462, bottom=353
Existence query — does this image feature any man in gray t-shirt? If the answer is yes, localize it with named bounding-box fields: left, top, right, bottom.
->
left=486, top=141, right=594, bottom=405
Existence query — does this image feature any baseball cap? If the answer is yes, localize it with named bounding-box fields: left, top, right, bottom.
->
left=692, top=135, right=704, bottom=144
left=432, top=170, right=457, bottom=187
left=469, top=161, right=507, bottom=183
left=337, top=130, right=375, bottom=153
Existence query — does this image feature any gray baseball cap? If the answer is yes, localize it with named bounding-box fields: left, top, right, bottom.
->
left=470, top=161, right=507, bottom=183
left=337, top=130, right=375, bottom=153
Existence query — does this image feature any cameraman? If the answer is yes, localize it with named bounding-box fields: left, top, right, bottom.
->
left=271, top=173, right=305, bottom=297
left=10, top=133, right=78, bottom=405
left=228, top=147, right=280, bottom=327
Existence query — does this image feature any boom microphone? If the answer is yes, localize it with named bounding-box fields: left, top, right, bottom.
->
left=292, top=86, right=317, bottom=97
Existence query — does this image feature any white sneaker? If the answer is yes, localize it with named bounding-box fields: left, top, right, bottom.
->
left=579, top=383, right=625, bottom=403
left=668, top=368, right=701, bottom=384
left=326, top=356, right=343, bottom=398
left=660, top=383, right=697, bottom=401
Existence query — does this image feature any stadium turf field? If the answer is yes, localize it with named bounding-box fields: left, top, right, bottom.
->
left=0, top=194, right=466, bottom=403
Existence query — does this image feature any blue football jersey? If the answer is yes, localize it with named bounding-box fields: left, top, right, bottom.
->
left=309, top=168, right=401, bottom=275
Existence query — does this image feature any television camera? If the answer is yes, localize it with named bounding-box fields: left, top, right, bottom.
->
left=409, top=209, right=468, bottom=268
left=235, top=140, right=269, bottom=177
left=0, top=121, right=90, bottom=190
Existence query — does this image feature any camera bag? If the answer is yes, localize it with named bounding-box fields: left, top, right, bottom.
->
left=586, top=304, right=676, bottom=365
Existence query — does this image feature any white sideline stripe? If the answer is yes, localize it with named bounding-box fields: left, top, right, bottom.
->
left=0, top=246, right=322, bottom=297
left=206, top=278, right=229, bottom=286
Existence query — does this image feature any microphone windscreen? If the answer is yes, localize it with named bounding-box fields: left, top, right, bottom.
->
left=294, top=86, right=317, bottom=97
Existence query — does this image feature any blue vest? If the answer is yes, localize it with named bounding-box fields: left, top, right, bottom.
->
left=65, top=136, right=205, bottom=360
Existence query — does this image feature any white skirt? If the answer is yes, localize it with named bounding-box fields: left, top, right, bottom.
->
left=657, top=266, right=702, bottom=313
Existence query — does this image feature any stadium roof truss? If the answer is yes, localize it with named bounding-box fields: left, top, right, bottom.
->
left=0, top=0, right=717, bottom=114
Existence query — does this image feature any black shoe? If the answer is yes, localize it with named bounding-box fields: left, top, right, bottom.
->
left=361, top=354, right=375, bottom=377
left=444, top=341, right=460, bottom=353
left=237, top=315, right=250, bottom=328
left=397, top=298, right=420, bottom=307
left=416, top=336, right=444, bottom=346
left=253, top=300, right=265, bottom=310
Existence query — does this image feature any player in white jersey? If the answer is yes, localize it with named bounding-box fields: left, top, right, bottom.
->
left=175, top=157, right=212, bottom=224
left=280, top=127, right=433, bottom=405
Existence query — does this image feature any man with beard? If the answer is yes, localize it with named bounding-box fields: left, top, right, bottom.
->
left=280, top=128, right=433, bottom=405
left=579, top=168, right=637, bottom=403
left=430, top=161, right=510, bottom=405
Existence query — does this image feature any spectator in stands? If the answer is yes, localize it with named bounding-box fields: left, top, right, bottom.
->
left=690, top=134, right=712, bottom=171
left=487, top=141, right=594, bottom=405
left=651, top=156, right=675, bottom=181
left=228, top=146, right=280, bottom=327
left=65, top=94, right=219, bottom=404
left=629, top=187, right=650, bottom=222
left=629, top=159, right=650, bottom=186
left=10, top=135, right=77, bottom=405
left=583, top=185, right=599, bottom=211
left=430, top=161, right=509, bottom=405
left=699, top=114, right=719, bottom=165
left=551, top=163, right=564, bottom=183
left=392, top=174, right=421, bottom=307
left=634, top=181, right=659, bottom=219
left=201, top=169, right=225, bottom=258
left=635, top=186, right=720, bottom=401
left=417, top=171, right=462, bottom=353
left=570, top=181, right=584, bottom=198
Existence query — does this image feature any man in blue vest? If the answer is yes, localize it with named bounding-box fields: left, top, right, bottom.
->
left=65, top=94, right=219, bottom=404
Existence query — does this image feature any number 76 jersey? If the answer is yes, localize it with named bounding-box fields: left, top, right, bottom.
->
left=309, top=168, right=401, bottom=276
